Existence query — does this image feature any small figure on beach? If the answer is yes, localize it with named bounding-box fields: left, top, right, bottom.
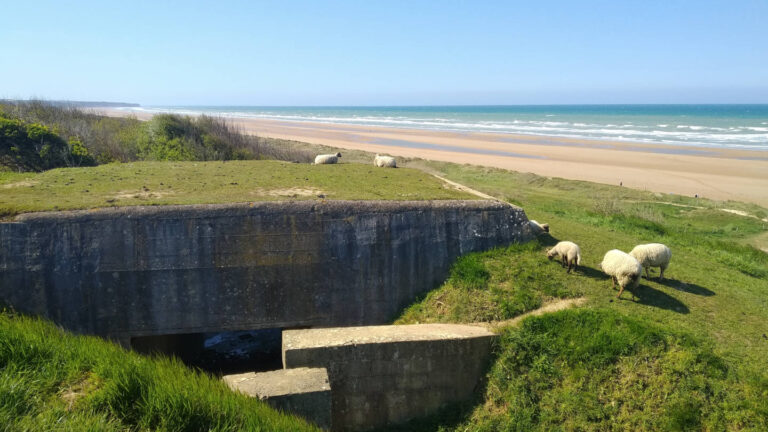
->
left=619, top=181, right=623, bottom=186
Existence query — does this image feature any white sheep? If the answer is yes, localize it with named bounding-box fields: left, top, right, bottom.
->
left=373, top=154, right=397, bottom=168
left=629, top=243, right=671, bottom=280
left=546, top=241, right=582, bottom=273
left=314, top=152, right=342, bottom=164
left=600, top=249, right=642, bottom=299
left=529, top=220, right=550, bottom=235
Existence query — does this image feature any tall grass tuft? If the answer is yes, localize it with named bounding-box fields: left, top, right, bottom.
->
left=0, top=310, right=319, bottom=431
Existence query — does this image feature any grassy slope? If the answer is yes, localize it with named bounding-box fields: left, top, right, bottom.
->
left=394, top=161, right=768, bottom=430
left=0, top=160, right=473, bottom=217
left=0, top=311, right=318, bottom=432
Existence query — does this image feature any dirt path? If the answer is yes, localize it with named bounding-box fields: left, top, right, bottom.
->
left=476, top=297, right=588, bottom=331
left=431, top=174, right=501, bottom=202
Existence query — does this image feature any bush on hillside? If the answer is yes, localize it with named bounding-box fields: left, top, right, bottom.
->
left=1, top=101, right=315, bottom=165
left=0, top=114, right=93, bottom=171
left=137, top=114, right=254, bottom=161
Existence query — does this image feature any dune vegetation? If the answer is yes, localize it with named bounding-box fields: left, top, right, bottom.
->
left=0, top=100, right=313, bottom=171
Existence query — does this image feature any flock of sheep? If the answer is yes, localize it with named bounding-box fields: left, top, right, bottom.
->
left=313, top=152, right=397, bottom=168
left=313, top=152, right=671, bottom=301
left=533, top=220, right=672, bottom=300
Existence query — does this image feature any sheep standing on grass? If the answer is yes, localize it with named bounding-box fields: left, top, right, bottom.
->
left=529, top=220, right=550, bottom=235
left=600, top=249, right=643, bottom=299
left=374, top=154, right=397, bottom=168
left=314, top=152, right=342, bottom=164
left=629, top=243, right=672, bottom=280
left=546, top=241, right=582, bottom=273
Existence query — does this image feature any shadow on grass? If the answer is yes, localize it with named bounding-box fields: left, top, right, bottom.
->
left=656, top=278, right=715, bottom=296
left=537, top=233, right=560, bottom=247
left=577, top=265, right=607, bottom=280
left=626, top=284, right=690, bottom=314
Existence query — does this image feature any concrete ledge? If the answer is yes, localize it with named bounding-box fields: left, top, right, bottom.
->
left=224, top=367, right=332, bottom=430
left=283, top=324, right=497, bottom=431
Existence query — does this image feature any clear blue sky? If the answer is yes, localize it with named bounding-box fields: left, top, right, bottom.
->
left=2, top=1, right=767, bottom=105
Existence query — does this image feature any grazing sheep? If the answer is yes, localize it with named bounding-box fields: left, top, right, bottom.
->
left=314, top=152, right=342, bottom=164
left=629, top=243, right=672, bottom=280
left=374, top=154, right=397, bottom=168
left=529, top=220, right=550, bottom=235
left=600, top=249, right=642, bottom=299
left=546, top=241, right=582, bottom=273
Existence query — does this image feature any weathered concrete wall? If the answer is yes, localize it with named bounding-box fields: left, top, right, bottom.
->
left=283, top=324, right=497, bottom=431
left=0, top=200, right=531, bottom=340
left=224, top=367, right=332, bottom=430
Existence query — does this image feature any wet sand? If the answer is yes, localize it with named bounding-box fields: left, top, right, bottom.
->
left=99, top=109, right=768, bottom=207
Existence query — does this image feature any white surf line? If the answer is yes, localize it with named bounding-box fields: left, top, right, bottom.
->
left=431, top=174, right=501, bottom=202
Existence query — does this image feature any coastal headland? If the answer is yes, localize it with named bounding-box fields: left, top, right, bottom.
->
left=100, top=109, right=768, bottom=207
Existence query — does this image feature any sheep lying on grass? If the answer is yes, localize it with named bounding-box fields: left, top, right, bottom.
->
left=546, top=241, right=582, bottom=273
left=314, top=152, right=342, bottom=164
left=529, top=220, right=550, bottom=235
left=600, top=249, right=642, bottom=299
left=629, top=243, right=672, bottom=280
left=374, top=154, right=397, bottom=168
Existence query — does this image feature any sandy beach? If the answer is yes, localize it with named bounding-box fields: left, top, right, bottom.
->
left=100, top=109, right=768, bottom=207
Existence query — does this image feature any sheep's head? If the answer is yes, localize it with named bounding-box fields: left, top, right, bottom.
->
left=541, top=223, right=550, bottom=233
left=336, top=152, right=342, bottom=158
left=546, top=248, right=555, bottom=260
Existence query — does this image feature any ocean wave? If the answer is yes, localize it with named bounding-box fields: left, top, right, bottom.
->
left=133, top=107, right=768, bottom=150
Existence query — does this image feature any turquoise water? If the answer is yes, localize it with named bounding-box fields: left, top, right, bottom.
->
left=125, top=105, right=768, bottom=150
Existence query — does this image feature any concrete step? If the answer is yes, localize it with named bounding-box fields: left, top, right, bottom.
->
left=283, top=324, right=496, bottom=431
left=223, top=367, right=331, bottom=430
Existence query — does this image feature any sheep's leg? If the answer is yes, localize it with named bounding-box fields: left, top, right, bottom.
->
left=644, top=267, right=650, bottom=279
left=561, top=256, right=567, bottom=268
left=567, top=260, right=572, bottom=273
left=611, top=276, right=617, bottom=290
left=659, top=266, right=665, bottom=281
left=617, top=285, right=624, bottom=299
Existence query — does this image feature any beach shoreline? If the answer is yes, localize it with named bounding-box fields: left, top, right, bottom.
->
left=98, top=108, right=768, bottom=207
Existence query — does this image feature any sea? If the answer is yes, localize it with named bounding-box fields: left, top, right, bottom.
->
left=121, top=105, right=768, bottom=151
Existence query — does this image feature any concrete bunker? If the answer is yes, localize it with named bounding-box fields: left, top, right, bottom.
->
left=0, top=199, right=534, bottom=430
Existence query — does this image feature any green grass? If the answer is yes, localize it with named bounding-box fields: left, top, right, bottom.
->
left=0, top=310, right=318, bottom=432
left=0, top=160, right=474, bottom=218
left=397, top=240, right=584, bottom=323
left=392, top=161, right=768, bottom=430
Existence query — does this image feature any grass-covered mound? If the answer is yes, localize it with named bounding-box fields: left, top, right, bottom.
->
left=393, top=161, right=768, bottom=430
left=397, top=240, right=584, bottom=323
left=0, top=310, right=318, bottom=432
left=0, top=160, right=474, bottom=217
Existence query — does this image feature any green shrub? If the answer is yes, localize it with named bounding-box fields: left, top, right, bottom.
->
left=0, top=116, right=70, bottom=171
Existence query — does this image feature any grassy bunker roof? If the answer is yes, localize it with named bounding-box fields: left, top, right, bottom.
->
left=0, top=160, right=476, bottom=217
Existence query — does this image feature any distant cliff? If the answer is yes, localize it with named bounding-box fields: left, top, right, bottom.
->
left=0, top=99, right=140, bottom=108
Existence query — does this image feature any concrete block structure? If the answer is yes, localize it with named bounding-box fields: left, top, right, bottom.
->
left=224, top=367, right=332, bottom=430
left=282, top=324, right=497, bottom=431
